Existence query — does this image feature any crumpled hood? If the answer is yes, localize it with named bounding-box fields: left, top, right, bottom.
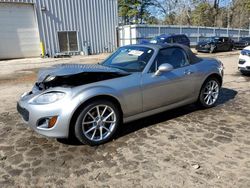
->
left=37, top=64, right=127, bottom=82
left=35, top=64, right=130, bottom=90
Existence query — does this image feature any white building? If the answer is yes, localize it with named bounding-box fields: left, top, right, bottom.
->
left=0, top=0, right=118, bottom=59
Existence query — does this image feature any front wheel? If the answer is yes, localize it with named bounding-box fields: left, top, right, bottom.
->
left=198, top=78, right=220, bottom=108
left=228, top=45, right=233, bottom=51
left=74, top=100, right=121, bottom=146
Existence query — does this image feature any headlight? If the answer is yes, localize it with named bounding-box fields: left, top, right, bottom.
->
left=44, top=75, right=56, bottom=82
left=150, top=40, right=157, bottom=44
left=204, top=44, right=211, bottom=48
left=33, top=92, right=65, bottom=104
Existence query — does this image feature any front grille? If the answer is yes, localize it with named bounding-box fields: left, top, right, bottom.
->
left=239, top=60, right=245, bottom=65
left=17, top=103, right=29, bottom=121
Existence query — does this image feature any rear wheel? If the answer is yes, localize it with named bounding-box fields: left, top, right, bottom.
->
left=74, top=100, right=121, bottom=146
left=198, top=78, right=220, bottom=108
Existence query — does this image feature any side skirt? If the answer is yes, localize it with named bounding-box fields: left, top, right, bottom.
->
left=123, top=97, right=196, bottom=123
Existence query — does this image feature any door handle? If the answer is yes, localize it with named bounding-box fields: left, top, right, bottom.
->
left=184, top=70, right=194, bottom=75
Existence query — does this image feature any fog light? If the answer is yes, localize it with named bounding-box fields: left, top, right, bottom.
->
left=37, top=116, right=58, bottom=129
left=48, top=116, right=58, bottom=128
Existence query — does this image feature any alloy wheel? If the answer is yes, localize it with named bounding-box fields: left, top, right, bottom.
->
left=203, top=80, right=219, bottom=106
left=82, top=105, right=116, bottom=141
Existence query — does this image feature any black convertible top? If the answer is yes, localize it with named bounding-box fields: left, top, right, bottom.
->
left=125, top=43, right=202, bottom=64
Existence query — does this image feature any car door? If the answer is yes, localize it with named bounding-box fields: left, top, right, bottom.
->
left=173, top=36, right=179, bottom=44
left=216, top=37, right=224, bottom=51
left=141, top=47, right=197, bottom=112
left=166, top=36, right=174, bottom=44
left=182, top=35, right=190, bottom=47
left=223, top=37, right=230, bottom=51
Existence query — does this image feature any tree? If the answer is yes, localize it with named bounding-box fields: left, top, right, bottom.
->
left=118, top=0, right=250, bottom=29
left=191, top=2, right=215, bottom=26
left=118, top=0, right=156, bottom=25
left=230, top=0, right=250, bottom=28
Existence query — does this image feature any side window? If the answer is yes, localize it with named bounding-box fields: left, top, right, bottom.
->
left=174, top=36, right=180, bottom=43
left=149, top=48, right=189, bottom=72
left=166, top=37, right=173, bottom=43
left=182, top=35, right=188, bottom=42
left=218, top=38, right=223, bottom=43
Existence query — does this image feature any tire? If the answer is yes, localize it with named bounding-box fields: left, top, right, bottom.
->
left=198, top=77, right=221, bottom=108
left=74, top=100, right=121, bottom=146
left=228, top=45, right=233, bottom=51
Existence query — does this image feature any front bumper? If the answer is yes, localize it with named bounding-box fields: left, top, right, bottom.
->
left=17, top=90, right=76, bottom=138
left=196, top=45, right=210, bottom=52
left=238, top=54, right=250, bottom=72
left=238, top=66, right=250, bottom=72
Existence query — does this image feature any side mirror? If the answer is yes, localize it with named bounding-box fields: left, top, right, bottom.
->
left=155, top=63, right=174, bottom=76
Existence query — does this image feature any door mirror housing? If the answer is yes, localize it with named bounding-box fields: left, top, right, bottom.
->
left=155, top=63, right=174, bottom=76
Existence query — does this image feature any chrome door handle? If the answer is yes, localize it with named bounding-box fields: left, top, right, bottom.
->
left=184, top=70, right=194, bottom=75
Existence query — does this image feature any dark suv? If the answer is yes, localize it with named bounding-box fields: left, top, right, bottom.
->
left=234, top=37, right=250, bottom=50
left=149, top=34, right=190, bottom=47
left=196, top=37, right=234, bottom=53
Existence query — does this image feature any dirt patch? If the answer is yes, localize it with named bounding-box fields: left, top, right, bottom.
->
left=0, top=53, right=250, bottom=187
left=0, top=71, right=37, bottom=85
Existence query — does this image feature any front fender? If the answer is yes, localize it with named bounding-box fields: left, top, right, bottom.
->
left=70, top=85, right=127, bottom=116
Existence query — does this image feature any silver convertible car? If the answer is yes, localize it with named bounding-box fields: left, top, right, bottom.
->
left=17, top=44, right=223, bottom=145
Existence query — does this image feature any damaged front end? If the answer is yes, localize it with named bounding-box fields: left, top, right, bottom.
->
left=33, top=64, right=130, bottom=91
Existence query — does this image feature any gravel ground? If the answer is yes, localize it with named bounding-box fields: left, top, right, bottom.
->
left=0, top=50, right=249, bottom=188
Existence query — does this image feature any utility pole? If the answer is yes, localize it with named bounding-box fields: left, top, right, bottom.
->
left=249, top=18, right=250, bottom=36
left=227, top=2, right=230, bottom=29
left=140, top=0, right=144, bottom=24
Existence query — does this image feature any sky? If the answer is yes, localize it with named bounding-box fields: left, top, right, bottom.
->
left=219, top=0, right=232, bottom=7
left=149, top=0, right=233, bottom=20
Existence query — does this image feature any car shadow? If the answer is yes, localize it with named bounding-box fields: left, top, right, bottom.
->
left=116, top=87, right=237, bottom=139
left=57, top=87, right=237, bottom=146
left=242, top=73, right=250, bottom=77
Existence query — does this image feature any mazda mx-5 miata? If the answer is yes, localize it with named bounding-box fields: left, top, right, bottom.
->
left=17, top=44, right=223, bottom=145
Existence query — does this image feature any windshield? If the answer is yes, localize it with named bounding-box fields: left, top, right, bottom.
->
left=204, top=37, right=219, bottom=42
left=102, top=46, right=154, bottom=72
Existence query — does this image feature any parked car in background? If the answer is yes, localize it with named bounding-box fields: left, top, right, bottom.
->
left=238, top=46, right=250, bottom=75
left=196, top=37, right=234, bottom=53
left=17, top=44, right=223, bottom=146
left=149, top=34, right=190, bottom=47
left=234, top=37, right=250, bottom=50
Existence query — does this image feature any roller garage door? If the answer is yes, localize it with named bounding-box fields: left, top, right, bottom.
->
left=0, top=3, right=40, bottom=59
